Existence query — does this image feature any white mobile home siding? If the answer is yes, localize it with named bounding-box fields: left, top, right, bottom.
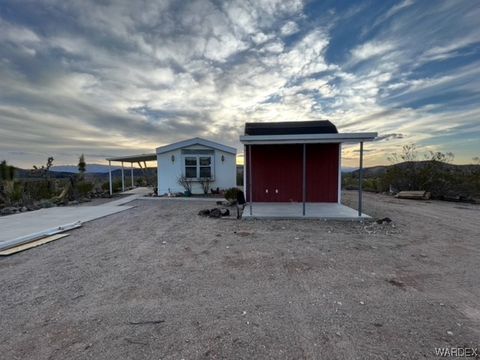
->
left=157, top=145, right=236, bottom=195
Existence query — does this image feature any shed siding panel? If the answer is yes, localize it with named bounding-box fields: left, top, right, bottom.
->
left=306, top=143, right=339, bottom=202
left=249, top=145, right=302, bottom=202
left=247, top=143, right=339, bottom=203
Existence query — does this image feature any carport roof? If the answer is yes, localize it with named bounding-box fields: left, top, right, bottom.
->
left=106, top=153, right=156, bottom=162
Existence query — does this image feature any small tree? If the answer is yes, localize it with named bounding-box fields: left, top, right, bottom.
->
left=177, top=175, right=193, bottom=194
left=199, top=177, right=211, bottom=194
left=0, top=160, right=15, bottom=182
left=78, top=154, right=86, bottom=175
left=32, top=156, right=54, bottom=179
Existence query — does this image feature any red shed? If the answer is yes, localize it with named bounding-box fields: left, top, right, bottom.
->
left=240, top=121, right=377, bottom=219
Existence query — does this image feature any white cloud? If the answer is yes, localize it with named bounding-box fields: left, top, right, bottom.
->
left=350, top=41, right=395, bottom=62
left=1, top=0, right=479, bottom=167
left=280, top=21, right=299, bottom=36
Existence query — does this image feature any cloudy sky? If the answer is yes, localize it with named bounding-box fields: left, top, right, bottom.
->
left=1, top=0, right=479, bottom=168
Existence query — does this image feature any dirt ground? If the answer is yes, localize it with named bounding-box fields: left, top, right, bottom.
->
left=0, top=191, right=479, bottom=359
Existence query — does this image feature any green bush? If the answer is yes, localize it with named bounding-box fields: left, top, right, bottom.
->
left=224, top=187, right=240, bottom=201
left=22, top=179, right=56, bottom=201
left=76, top=181, right=94, bottom=197
left=101, top=180, right=122, bottom=193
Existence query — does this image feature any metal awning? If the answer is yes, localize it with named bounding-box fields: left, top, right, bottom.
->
left=105, top=153, right=157, bottom=196
left=106, top=153, right=156, bottom=162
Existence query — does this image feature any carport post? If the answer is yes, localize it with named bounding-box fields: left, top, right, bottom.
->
left=358, top=141, right=364, bottom=217
left=108, top=160, right=112, bottom=196
left=121, top=161, right=125, bottom=192
left=249, top=144, right=253, bottom=216
left=302, top=143, right=306, bottom=216
left=131, top=162, right=134, bottom=188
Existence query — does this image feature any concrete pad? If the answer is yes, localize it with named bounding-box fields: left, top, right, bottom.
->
left=120, top=187, right=154, bottom=196
left=242, top=202, right=371, bottom=220
left=137, top=196, right=222, bottom=202
left=0, top=195, right=140, bottom=250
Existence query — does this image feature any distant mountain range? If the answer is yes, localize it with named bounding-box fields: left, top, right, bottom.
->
left=51, top=164, right=359, bottom=174
left=51, top=164, right=120, bottom=173
left=348, top=161, right=480, bottom=178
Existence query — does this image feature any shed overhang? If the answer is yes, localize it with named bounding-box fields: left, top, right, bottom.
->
left=240, top=132, right=377, bottom=145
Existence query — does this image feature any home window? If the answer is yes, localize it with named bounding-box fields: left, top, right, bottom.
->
left=185, top=157, right=197, bottom=179
left=183, top=155, right=214, bottom=179
left=199, top=157, right=211, bottom=178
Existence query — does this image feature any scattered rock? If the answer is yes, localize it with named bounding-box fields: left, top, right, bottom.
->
left=446, top=330, right=453, bottom=336
left=0, top=207, right=17, bottom=215
left=235, top=231, right=251, bottom=237
left=209, top=208, right=222, bottom=218
left=376, top=217, right=392, bottom=224
left=199, top=208, right=230, bottom=218
left=387, top=278, right=406, bottom=289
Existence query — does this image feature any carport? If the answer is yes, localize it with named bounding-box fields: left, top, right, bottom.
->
left=105, top=153, right=156, bottom=195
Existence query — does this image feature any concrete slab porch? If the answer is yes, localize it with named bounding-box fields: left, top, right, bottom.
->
left=242, top=202, right=371, bottom=220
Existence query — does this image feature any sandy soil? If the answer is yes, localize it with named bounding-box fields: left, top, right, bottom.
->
left=0, top=191, right=479, bottom=359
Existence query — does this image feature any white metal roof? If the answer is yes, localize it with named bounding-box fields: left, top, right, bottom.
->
left=239, top=132, right=377, bottom=145
left=156, top=137, right=237, bottom=155
left=106, top=153, right=157, bottom=162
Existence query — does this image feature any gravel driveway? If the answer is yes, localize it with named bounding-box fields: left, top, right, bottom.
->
left=1, top=192, right=479, bottom=359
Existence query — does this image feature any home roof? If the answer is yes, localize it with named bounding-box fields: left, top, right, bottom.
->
left=156, top=137, right=237, bottom=155
left=245, top=120, right=338, bottom=135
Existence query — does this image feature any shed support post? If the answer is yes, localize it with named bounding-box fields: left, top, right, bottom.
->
left=108, top=160, right=113, bottom=196
left=249, top=145, right=253, bottom=216
left=131, top=163, right=134, bottom=188
left=121, top=161, right=125, bottom=192
left=302, top=143, right=306, bottom=216
left=358, top=141, right=364, bottom=217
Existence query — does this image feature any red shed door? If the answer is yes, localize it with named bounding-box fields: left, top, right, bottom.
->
left=250, top=145, right=302, bottom=202
left=306, top=143, right=339, bottom=202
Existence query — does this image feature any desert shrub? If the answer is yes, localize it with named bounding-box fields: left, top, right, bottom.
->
left=224, top=187, right=240, bottom=201
left=22, top=179, right=56, bottom=201
left=199, top=178, right=211, bottom=194
left=1, top=181, right=23, bottom=204
left=177, top=175, right=193, bottom=194
left=76, top=181, right=94, bottom=197
left=101, top=180, right=122, bottom=193
left=135, top=178, right=147, bottom=187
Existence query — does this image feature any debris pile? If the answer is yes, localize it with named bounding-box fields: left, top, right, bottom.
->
left=198, top=208, right=230, bottom=218
left=395, top=191, right=431, bottom=200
